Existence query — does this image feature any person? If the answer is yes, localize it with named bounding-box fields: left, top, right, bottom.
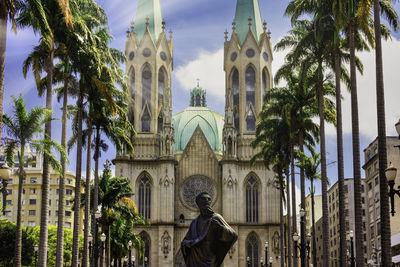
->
left=181, top=192, right=237, bottom=267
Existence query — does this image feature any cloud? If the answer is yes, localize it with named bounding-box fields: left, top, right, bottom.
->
left=324, top=38, right=400, bottom=139
left=174, top=48, right=225, bottom=101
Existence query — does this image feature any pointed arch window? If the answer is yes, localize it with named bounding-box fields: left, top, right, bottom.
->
left=139, top=232, right=151, bottom=267
left=262, top=68, right=268, bottom=101
left=245, top=66, right=256, bottom=132
left=139, top=175, right=151, bottom=219
left=231, top=68, right=239, bottom=131
left=246, top=233, right=259, bottom=267
left=129, top=68, right=135, bottom=125
left=131, top=68, right=135, bottom=100
left=246, top=175, right=259, bottom=223
left=158, top=68, right=166, bottom=133
left=196, top=95, right=201, bottom=106
left=141, top=66, right=152, bottom=132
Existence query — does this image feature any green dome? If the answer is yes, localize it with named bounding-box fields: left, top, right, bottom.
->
left=173, top=106, right=225, bottom=152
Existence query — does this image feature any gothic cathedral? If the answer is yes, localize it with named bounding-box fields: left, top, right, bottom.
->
left=114, top=0, right=281, bottom=266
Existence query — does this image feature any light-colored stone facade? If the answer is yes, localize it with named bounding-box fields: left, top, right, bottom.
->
left=363, top=136, right=400, bottom=265
left=114, top=0, right=282, bottom=266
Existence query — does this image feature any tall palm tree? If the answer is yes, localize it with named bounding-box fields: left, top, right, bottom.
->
left=296, top=152, right=323, bottom=267
left=2, top=95, right=65, bottom=267
left=357, top=0, right=399, bottom=264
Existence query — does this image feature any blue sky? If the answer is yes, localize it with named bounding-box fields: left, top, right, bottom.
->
left=3, top=0, right=400, bottom=200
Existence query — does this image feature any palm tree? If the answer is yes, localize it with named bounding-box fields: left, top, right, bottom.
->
left=296, top=152, right=322, bottom=267
left=2, top=95, right=65, bottom=267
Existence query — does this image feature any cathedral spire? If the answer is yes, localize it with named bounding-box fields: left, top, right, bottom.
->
left=135, top=0, right=163, bottom=43
left=233, top=0, right=263, bottom=45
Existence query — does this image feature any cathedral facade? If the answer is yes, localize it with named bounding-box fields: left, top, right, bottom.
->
left=114, top=0, right=281, bottom=266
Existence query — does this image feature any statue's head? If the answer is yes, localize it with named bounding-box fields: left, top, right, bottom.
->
left=195, top=192, right=212, bottom=211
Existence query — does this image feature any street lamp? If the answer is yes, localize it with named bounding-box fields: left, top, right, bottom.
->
left=385, top=163, right=399, bottom=216
left=94, top=210, right=101, bottom=267
left=299, top=208, right=306, bottom=267
left=260, top=256, right=264, bottom=267
left=247, top=256, right=251, bottom=267
left=100, top=233, right=106, bottom=267
left=132, top=255, right=135, bottom=267
left=88, top=234, right=93, bottom=262
left=293, top=232, right=311, bottom=263
left=349, top=230, right=355, bottom=267
left=144, top=256, right=148, bottom=267
left=264, top=241, right=268, bottom=266
left=128, top=240, right=132, bottom=267
left=34, top=244, right=38, bottom=265
left=0, top=163, right=11, bottom=215
left=269, top=256, right=273, bottom=267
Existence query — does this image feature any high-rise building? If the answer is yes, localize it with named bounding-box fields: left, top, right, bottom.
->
left=0, top=148, right=78, bottom=230
left=363, top=136, right=400, bottom=265
left=114, top=0, right=281, bottom=266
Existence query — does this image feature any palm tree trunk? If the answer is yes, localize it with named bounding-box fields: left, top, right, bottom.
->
left=0, top=7, right=7, bottom=142
left=374, top=1, right=391, bottom=265
left=71, top=88, right=84, bottom=267
left=290, top=145, right=298, bottom=267
left=56, top=70, right=69, bottom=267
left=106, top=225, right=111, bottom=267
left=38, top=45, right=54, bottom=267
left=335, top=48, right=347, bottom=267
left=299, top=131, right=306, bottom=267
left=311, top=185, right=316, bottom=267
left=13, top=148, right=25, bottom=267
left=285, top=166, right=292, bottom=267
left=349, top=18, right=364, bottom=267
left=82, top=125, right=92, bottom=267
left=93, top=125, right=100, bottom=266
left=279, top=173, right=285, bottom=267
left=318, top=80, right=330, bottom=266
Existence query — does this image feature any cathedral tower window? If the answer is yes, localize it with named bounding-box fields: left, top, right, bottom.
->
left=129, top=68, right=135, bottom=125
left=231, top=68, right=239, bottom=131
left=138, top=175, right=151, bottom=219
left=246, top=232, right=260, bottom=267
left=196, top=95, right=201, bottom=106
left=139, top=232, right=151, bottom=266
left=246, top=175, right=259, bottom=223
left=141, top=65, right=152, bottom=132
left=262, top=68, right=267, bottom=100
left=158, top=68, right=166, bottom=133
left=130, top=68, right=135, bottom=100
left=245, top=66, right=256, bottom=132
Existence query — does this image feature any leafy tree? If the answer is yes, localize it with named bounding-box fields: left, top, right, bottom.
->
left=2, top=95, right=65, bottom=267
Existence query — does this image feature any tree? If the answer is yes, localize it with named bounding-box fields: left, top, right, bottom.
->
left=1, top=95, right=65, bottom=267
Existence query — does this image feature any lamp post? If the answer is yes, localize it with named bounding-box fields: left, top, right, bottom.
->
left=260, top=256, right=264, bottom=267
left=269, top=256, right=273, bottom=267
left=128, top=240, right=132, bottom=267
left=94, top=210, right=101, bottom=267
left=88, top=234, right=93, bottom=265
left=100, top=233, right=106, bottom=267
left=385, top=163, right=399, bottom=216
left=246, top=256, right=250, bottom=267
left=349, top=230, right=355, bottom=267
left=132, top=255, right=135, bottom=267
left=293, top=232, right=311, bottom=264
left=264, top=241, right=268, bottom=267
left=299, top=208, right=306, bottom=267
left=34, top=244, right=38, bottom=265
left=144, top=256, right=148, bottom=267
left=0, top=163, right=11, bottom=215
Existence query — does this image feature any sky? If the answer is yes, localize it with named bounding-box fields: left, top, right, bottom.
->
left=3, top=0, right=400, bottom=203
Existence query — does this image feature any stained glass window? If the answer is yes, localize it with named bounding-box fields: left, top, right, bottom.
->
left=247, top=232, right=259, bottom=267
left=182, top=176, right=215, bottom=209
left=246, top=175, right=259, bottom=223
left=139, top=176, right=151, bottom=219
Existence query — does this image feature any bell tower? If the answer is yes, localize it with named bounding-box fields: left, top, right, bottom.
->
left=223, top=0, right=273, bottom=160
left=124, top=0, right=174, bottom=159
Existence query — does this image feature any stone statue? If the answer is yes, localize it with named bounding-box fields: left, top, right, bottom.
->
left=181, top=192, right=238, bottom=267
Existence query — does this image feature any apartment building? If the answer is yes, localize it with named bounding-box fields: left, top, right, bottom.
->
left=0, top=148, right=77, bottom=230
left=313, top=178, right=368, bottom=266
left=363, top=136, right=400, bottom=265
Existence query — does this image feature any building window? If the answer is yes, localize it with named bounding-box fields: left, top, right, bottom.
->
left=30, top=188, right=36, bottom=194
left=246, top=175, right=259, bottom=223
left=65, top=211, right=72, bottom=217
left=371, top=225, right=374, bottom=239
left=29, top=199, right=36, bottom=205
left=231, top=68, right=239, bottom=131
left=28, top=221, right=35, bottom=227
left=246, top=232, right=259, bottom=267
left=6, top=200, right=11, bottom=205
left=158, top=68, right=166, bottom=133
left=130, top=68, right=135, bottom=100
left=29, top=210, right=36, bottom=216
left=139, top=232, right=150, bottom=267
left=66, top=189, right=73, bottom=195
left=30, top=177, right=38, bottom=184
left=368, top=182, right=372, bottom=190
left=245, top=66, right=256, bottom=132
left=67, top=178, right=72, bottom=185
left=141, top=65, right=152, bottom=132
left=375, top=177, right=379, bottom=186
left=262, top=68, right=268, bottom=100
left=139, top=175, right=151, bottom=219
